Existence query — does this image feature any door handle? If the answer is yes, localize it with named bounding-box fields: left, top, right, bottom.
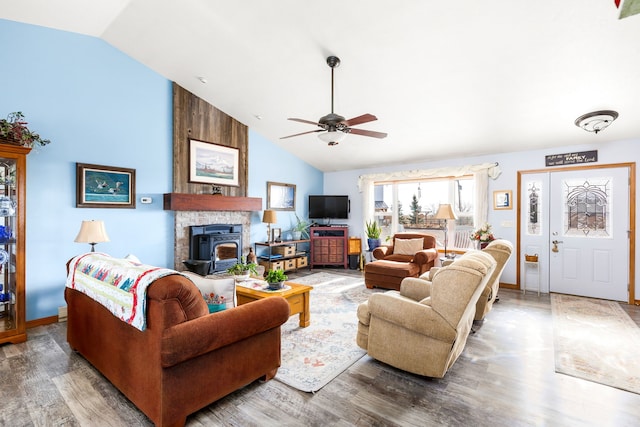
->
left=552, top=240, right=563, bottom=252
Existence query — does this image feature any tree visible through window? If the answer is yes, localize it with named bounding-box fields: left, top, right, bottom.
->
left=373, top=176, right=475, bottom=245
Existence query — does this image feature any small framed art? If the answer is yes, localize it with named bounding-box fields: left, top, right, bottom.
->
left=267, top=181, right=296, bottom=211
left=189, top=139, right=239, bottom=186
left=271, top=228, right=282, bottom=243
left=76, top=163, right=136, bottom=208
left=493, top=190, right=512, bottom=210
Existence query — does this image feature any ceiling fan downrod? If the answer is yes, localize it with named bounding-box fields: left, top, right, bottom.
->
left=326, top=56, right=340, bottom=115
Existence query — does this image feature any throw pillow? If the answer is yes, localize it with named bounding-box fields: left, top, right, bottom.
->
left=124, top=254, right=142, bottom=264
left=182, top=271, right=237, bottom=312
left=394, top=238, right=424, bottom=255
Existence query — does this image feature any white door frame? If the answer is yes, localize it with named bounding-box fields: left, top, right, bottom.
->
left=516, top=162, right=636, bottom=304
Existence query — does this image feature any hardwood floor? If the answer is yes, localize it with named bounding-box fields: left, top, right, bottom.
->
left=2, top=268, right=640, bottom=426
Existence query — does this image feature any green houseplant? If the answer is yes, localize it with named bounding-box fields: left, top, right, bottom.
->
left=264, top=269, right=288, bottom=290
left=290, top=213, right=311, bottom=240
left=365, top=219, right=382, bottom=251
left=226, top=256, right=259, bottom=281
left=0, top=112, right=51, bottom=148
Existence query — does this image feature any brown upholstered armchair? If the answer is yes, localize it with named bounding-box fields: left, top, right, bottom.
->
left=364, top=232, right=438, bottom=290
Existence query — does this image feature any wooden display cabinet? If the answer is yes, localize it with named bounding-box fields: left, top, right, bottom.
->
left=0, top=143, right=30, bottom=345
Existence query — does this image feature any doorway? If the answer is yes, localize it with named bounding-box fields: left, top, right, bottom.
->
left=517, top=163, right=635, bottom=303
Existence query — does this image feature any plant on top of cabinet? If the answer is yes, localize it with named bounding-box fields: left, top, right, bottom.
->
left=0, top=112, right=51, bottom=148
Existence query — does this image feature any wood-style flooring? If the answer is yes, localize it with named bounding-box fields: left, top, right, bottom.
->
left=2, top=267, right=640, bottom=426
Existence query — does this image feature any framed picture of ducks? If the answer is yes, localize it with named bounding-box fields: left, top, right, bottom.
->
left=76, top=163, right=136, bottom=208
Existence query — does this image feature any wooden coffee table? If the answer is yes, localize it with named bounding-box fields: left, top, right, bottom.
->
left=236, top=281, right=312, bottom=327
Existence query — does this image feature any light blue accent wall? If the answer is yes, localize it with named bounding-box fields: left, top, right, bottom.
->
left=0, top=19, right=324, bottom=321
left=0, top=19, right=174, bottom=320
left=248, top=129, right=323, bottom=243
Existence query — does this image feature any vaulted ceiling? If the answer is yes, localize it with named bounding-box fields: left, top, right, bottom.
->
left=2, top=1, right=640, bottom=172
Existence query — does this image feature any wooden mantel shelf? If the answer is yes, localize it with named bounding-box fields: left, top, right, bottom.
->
left=163, top=193, right=262, bottom=211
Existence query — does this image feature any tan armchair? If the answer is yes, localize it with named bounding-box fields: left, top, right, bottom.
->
left=356, top=251, right=496, bottom=378
left=412, top=239, right=513, bottom=321
left=475, top=239, right=513, bottom=320
left=364, top=232, right=438, bottom=290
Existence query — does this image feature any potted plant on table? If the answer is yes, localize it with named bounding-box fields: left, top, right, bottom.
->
left=265, top=269, right=288, bottom=290
left=0, top=112, right=52, bottom=148
left=365, top=219, right=382, bottom=251
left=226, top=256, right=259, bottom=282
left=290, top=213, right=311, bottom=240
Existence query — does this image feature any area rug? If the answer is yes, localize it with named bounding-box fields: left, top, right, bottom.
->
left=275, top=272, right=373, bottom=392
left=551, top=293, right=640, bottom=394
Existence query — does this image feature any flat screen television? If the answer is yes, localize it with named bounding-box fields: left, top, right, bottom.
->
left=308, top=195, right=350, bottom=220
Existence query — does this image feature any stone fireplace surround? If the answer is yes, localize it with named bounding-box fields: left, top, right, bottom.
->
left=164, top=193, right=262, bottom=272
left=174, top=210, right=253, bottom=272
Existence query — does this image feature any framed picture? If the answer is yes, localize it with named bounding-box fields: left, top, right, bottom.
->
left=493, top=190, right=513, bottom=210
left=267, top=181, right=296, bottom=211
left=271, top=228, right=282, bottom=243
left=189, top=139, right=239, bottom=186
left=76, top=163, right=136, bottom=208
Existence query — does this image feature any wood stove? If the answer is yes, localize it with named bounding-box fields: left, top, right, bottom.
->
left=188, top=224, right=242, bottom=274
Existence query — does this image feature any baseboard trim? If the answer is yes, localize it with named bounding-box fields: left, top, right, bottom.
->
left=27, top=315, right=59, bottom=329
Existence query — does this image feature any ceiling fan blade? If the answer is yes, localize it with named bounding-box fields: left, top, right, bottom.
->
left=348, top=128, right=388, bottom=139
left=343, top=113, right=378, bottom=127
left=288, top=117, right=322, bottom=126
left=280, top=129, right=324, bottom=139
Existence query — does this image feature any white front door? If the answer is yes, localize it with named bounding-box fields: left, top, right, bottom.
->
left=548, top=167, right=629, bottom=301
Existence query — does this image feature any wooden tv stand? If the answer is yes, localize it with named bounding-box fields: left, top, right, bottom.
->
left=309, top=226, right=348, bottom=269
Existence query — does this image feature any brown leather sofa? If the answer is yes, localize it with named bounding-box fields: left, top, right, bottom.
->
left=364, top=232, right=438, bottom=290
left=65, top=262, right=290, bottom=427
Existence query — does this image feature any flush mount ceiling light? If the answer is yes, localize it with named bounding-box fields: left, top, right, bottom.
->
left=574, top=110, right=619, bottom=134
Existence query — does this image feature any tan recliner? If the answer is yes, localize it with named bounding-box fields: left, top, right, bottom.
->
left=418, top=239, right=513, bottom=321
left=356, top=251, right=496, bottom=378
left=475, top=239, right=513, bottom=320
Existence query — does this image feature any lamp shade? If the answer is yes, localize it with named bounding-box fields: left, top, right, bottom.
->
left=434, top=204, right=458, bottom=220
left=262, top=209, right=277, bottom=224
left=74, top=220, right=110, bottom=245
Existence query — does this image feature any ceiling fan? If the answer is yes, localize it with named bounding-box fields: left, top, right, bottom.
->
left=281, top=55, right=388, bottom=146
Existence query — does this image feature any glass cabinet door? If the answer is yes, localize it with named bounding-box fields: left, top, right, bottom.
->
left=0, top=144, right=28, bottom=345
left=0, top=157, right=17, bottom=333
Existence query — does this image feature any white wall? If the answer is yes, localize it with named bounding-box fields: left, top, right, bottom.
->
left=324, top=138, right=640, bottom=290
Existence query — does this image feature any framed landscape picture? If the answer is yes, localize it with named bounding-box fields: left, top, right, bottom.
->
left=267, top=181, right=296, bottom=211
left=76, top=163, right=136, bottom=208
left=189, top=139, right=239, bottom=186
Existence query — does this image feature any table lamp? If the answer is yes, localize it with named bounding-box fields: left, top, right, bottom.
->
left=434, top=204, right=457, bottom=258
left=262, top=209, right=277, bottom=243
left=74, top=220, right=110, bottom=252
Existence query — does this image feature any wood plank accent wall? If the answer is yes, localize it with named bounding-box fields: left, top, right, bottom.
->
left=172, top=83, right=248, bottom=195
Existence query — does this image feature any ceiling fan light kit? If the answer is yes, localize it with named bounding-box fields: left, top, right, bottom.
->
left=281, top=55, right=388, bottom=145
left=574, top=110, right=619, bottom=134
left=318, top=130, right=347, bottom=145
